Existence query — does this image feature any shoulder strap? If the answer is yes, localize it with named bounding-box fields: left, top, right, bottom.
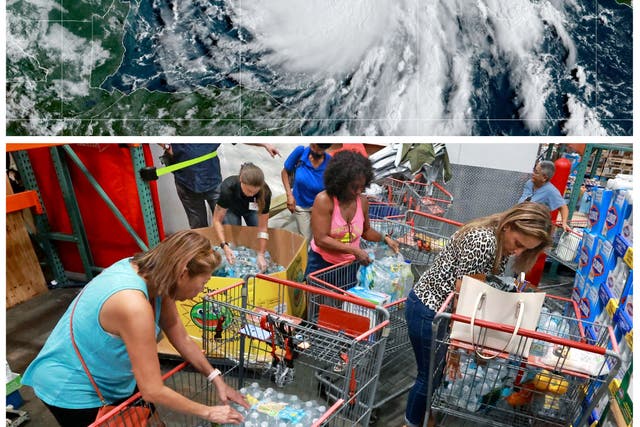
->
left=69, top=288, right=107, bottom=405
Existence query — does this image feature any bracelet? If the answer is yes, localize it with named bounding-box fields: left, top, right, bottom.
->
left=257, top=232, right=269, bottom=240
left=207, top=368, right=222, bottom=382
left=220, top=242, right=229, bottom=249
left=381, top=234, right=391, bottom=243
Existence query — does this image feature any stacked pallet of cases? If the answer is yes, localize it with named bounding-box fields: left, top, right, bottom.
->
left=307, top=211, right=462, bottom=416
left=202, top=275, right=390, bottom=426
left=426, top=292, right=621, bottom=427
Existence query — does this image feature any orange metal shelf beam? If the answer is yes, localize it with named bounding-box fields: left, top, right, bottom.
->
left=6, top=143, right=65, bottom=152
left=6, top=191, right=43, bottom=214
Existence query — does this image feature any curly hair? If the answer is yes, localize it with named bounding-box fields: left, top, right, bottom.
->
left=324, top=151, right=374, bottom=202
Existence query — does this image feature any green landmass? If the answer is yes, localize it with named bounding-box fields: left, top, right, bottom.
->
left=616, top=0, right=632, bottom=6
left=7, top=0, right=302, bottom=136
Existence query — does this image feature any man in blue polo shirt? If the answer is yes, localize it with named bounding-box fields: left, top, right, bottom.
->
left=166, top=143, right=279, bottom=229
left=519, top=160, right=571, bottom=232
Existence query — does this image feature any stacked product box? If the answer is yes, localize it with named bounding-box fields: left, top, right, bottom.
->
left=602, top=190, right=632, bottom=242
left=343, top=286, right=390, bottom=329
left=585, top=185, right=633, bottom=427
left=587, top=188, right=614, bottom=235
left=579, top=238, right=616, bottom=322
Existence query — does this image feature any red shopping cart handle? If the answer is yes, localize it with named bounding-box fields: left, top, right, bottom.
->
left=405, top=210, right=463, bottom=227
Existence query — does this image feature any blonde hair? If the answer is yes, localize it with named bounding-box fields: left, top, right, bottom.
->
left=457, top=202, right=553, bottom=273
left=132, top=230, right=220, bottom=298
left=239, top=163, right=267, bottom=212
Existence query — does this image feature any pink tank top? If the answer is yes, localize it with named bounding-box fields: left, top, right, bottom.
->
left=311, top=196, right=364, bottom=264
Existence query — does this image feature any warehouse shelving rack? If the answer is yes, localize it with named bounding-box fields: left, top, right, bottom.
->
left=8, top=144, right=161, bottom=288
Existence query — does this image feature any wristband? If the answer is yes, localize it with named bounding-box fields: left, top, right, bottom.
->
left=220, top=242, right=229, bottom=249
left=207, top=368, right=222, bottom=382
left=381, top=234, right=391, bottom=243
left=257, top=232, right=269, bottom=240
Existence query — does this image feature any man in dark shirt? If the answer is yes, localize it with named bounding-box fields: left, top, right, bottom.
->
left=165, top=144, right=279, bottom=229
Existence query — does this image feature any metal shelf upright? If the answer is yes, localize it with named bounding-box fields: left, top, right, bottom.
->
left=9, top=144, right=161, bottom=287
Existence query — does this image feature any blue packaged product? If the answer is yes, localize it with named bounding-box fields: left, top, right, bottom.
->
left=571, top=272, right=587, bottom=306
left=577, top=232, right=599, bottom=276
left=587, top=188, right=613, bottom=235
left=602, top=190, right=631, bottom=241
left=579, top=279, right=602, bottom=323
left=617, top=269, right=632, bottom=320
left=588, top=238, right=615, bottom=288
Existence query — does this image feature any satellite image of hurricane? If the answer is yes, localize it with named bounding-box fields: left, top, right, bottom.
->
left=6, top=0, right=633, bottom=136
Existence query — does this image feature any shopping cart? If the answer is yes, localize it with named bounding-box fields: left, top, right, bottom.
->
left=89, top=360, right=347, bottom=427
left=370, top=210, right=462, bottom=276
left=402, top=179, right=454, bottom=217
left=307, top=213, right=461, bottom=412
left=202, top=276, right=391, bottom=426
left=426, top=292, right=621, bottom=427
left=546, top=228, right=583, bottom=271
left=369, top=177, right=454, bottom=218
left=88, top=361, right=225, bottom=427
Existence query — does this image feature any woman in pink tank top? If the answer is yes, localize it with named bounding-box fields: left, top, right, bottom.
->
left=305, top=151, right=399, bottom=278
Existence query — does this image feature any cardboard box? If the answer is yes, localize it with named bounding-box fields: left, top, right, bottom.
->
left=602, top=190, right=632, bottom=241
left=571, top=272, right=587, bottom=306
left=158, top=225, right=307, bottom=356
left=587, top=188, right=613, bottom=235
left=588, top=238, right=615, bottom=288
left=579, top=278, right=602, bottom=323
left=578, top=232, right=599, bottom=276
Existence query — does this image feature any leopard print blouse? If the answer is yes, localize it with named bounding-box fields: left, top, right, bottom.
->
left=413, top=227, right=509, bottom=311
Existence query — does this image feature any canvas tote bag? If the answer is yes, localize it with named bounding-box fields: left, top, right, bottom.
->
left=450, top=275, right=546, bottom=359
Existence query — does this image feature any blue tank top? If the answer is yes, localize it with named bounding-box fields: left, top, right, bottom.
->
left=22, top=258, right=162, bottom=408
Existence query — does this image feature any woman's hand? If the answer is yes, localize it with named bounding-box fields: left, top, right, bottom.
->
left=257, top=253, right=267, bottom=272
left=386, top=237, right=401, bottom=254
left=203, top=405, right=245, bottom=424
left=286, top=193, right=296, bottom=213
left=215, top=380, right=250, bottom=409
left=354, top=248, right=373, bottom=265
left=223, top=245, right=236, bottom=265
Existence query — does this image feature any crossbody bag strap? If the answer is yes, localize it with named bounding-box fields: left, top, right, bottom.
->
left=69, top=288, right=108, bottom=405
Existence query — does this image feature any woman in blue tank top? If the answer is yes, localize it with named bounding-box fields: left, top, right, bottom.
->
left=22, top=230, right=249, bottom=426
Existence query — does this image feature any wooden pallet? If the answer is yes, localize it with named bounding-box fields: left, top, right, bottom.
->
left=6, top=177, right=48, bottom=308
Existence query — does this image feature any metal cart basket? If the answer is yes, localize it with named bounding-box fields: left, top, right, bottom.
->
left=369, top=177, right=454, bottom=218
left=307, top=213, right=461, bottom=412
left=371, top=210, right=462, bottom=276
left=202, top=275, right=391, bottom=426
left=426, top=292, right=621, bottom=427
left=89, top=361, right=347, bottom=427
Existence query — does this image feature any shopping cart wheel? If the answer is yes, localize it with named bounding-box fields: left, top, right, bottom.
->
left=368, top=409, right=378, bottom=425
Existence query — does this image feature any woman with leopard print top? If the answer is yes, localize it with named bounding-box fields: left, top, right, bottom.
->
left=404, top=202, right=553, bottom=427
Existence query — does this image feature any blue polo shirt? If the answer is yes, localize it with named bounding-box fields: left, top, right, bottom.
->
left=284, top=146, right=331, bottom=208
left=172, top=144, right=221, bottom=193
left=518, top=180, right=566, bottom=211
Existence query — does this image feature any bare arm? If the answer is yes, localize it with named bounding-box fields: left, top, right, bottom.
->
left=359, top=197, right=400, bottom=253
left=160, top=298, right=248, bottom=408
left=559, top=205, right=571, bottom=232
left=213, top=205, right=235, bottom=264
left=99, top=291, right=246, bottom=424
left=245, top=143, right=281, bottom=158
left=256, top=213, right=269, bottom=271
left=281, top=168, right=296, bottom=213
